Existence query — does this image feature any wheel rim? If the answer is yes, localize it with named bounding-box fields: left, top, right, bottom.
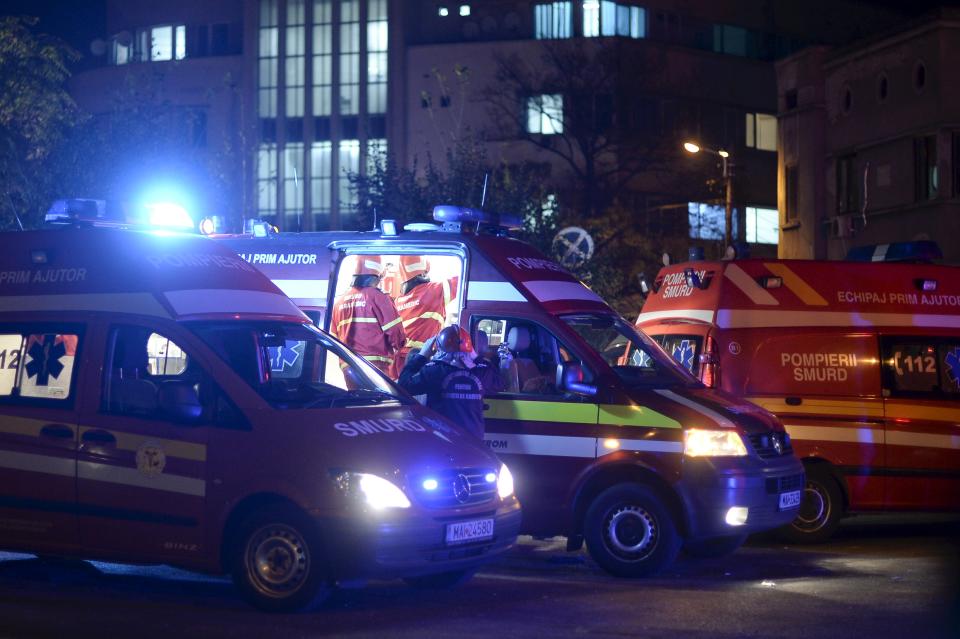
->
left=244, top=523, right=310, bottom=599
left=603, top=504, right=658, bottom=560
left=793, top=480, right=831, bottom=533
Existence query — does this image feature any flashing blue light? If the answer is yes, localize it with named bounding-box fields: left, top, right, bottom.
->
left=145, top=202, right=194, bottom=229
left=484, top=472, right=496, bottom=483
left=422, top=478, right=439, bottom=491
left=432, top=204, right=522, bottom=231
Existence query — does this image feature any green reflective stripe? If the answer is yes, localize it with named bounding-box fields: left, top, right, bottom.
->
left=405, top=339, right=425, bottom=348
left=485, top=399, right=598, bottom=424
left=599, top=404, right=681, bottom=429
left=381, top=316, right=403, bottom=331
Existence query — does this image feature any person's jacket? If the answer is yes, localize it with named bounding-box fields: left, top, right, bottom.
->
left=330, top=286, right=405, bottom=374
left=398, top=354, right=499, bottom=438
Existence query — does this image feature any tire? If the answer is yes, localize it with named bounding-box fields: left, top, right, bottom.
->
left=583, top=483, right=681, bottom=578
left=683, top=534, right=747, bottom=559
left=230, top=504, right=332, bottom=612
left=403, top=568, right=476, bottom=590
left=776, top=468, right=844, bottom=544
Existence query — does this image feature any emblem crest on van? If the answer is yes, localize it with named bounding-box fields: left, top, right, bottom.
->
left=453, top=474, right=471, bottom=503
left=136, top=441, right=166, bottom=476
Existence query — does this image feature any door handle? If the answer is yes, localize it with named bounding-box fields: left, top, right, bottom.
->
left=40, top=424, right=74, bottom=440
left=81, top=429, right=117, bottom=445
left=785, top=397, right=803, bottom=406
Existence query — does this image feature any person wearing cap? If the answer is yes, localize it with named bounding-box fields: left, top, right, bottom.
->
left=391, top=255, right=457, bottom=376
left=398, top=324, right=498, bottom=439
left=330, top=256, right=405, bottom=376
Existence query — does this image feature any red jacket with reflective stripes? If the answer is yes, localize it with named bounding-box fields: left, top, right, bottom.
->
left=330, top=286, right=405, bottom=373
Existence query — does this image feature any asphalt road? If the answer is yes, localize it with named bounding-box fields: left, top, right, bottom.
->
left=0, top=514, right=957, bottom=639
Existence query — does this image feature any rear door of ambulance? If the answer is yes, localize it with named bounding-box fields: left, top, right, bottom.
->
left=75, top=318, right=209, bottom=561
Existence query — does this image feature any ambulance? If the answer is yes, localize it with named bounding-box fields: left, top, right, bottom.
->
left=215, top=206, right=804, bottom=576
left=0, top=225, right=521, bottom=611
left=636, top=247, right=960, bottom=542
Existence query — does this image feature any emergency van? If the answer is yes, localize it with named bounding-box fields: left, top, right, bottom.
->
left=0, top=227, right=521, bottom=611
left=216, top=206, right=804, bottom=576
left=636, top=252, right=960, bottom=542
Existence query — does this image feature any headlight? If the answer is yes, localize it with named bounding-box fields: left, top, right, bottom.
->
left=684, top=428, right=747, bottom=457
left=335, top=472, right=411, bottom=509
left=497, top=463, right=515, bottom=499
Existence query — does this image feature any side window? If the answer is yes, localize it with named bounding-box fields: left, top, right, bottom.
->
left=883, top=338, right=960, bottom=398
left=0, top=330, right=80, bottom=402
left=104, top=326, right=205, bottom=419
left=473, top=317, right=587, bottom=397
left=653, top=335, right=702, bottom=375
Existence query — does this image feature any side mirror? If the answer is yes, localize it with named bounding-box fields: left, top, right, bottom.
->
left=158, top=380, right=203, bottom=424
left=556, top=361, right=597, bottom=397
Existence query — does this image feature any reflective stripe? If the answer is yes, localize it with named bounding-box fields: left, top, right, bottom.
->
left=637, top=309, right=714, bottom=325
left=784, top=424, right=884, bottom=444
left=886, top=403, right=960, bottom=423
left=485, top=399, right=597, bottom=424
left=364, top=355, right=394, bottom=364
left=599, top=439, right=684, bottom=456
left=381, top=316, right=403, bottom=331
left=77, top=427, right=206, bottom=462
left=747, top=397, right=885, bottom=419
left=763, top=263, right=828, bottom=306
left=0, top=450, right=74, bottom=478
left=523, top=281, right=605, bottom=304
left=0, top=416, right=53, bottom=439
left=467, top=281, right=526, bottom=302
left=404, top=339, right=426, bottom=349
left=337, top=316, right=378, bottom=331
left=716, top=309, right=960, bottom=329
left=886, top=430, right=960, bottom=450
left=482, top=433, right=682, bottom=458
left=724, top=264, right=779, bottom=306
left=402, top=311, right=444, bottom=327
left=442, top=278, right=453, bottom=307
left=598, top=404, right=681, bottom=429
left=654, top=389, right=736, bottom=428
left=78, top=461, right=205, bottom=497
left=0, top=293, right=170, bottom=318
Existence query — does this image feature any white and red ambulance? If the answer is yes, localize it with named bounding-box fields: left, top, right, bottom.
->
left=636, top=249, right=960, bottom=542
left=0, top=224, right=521, bottom=611
left=215, top=206, right=804, bottom=576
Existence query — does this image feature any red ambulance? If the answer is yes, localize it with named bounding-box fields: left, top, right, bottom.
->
left=636, top=250, right=960, bottom=542
left=216, top=206, right=804, bottom=576
left=0, top=225, right=521, bottom=611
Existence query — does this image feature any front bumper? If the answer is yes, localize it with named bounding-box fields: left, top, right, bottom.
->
left=320, top=498, right=522, bottom=580
left=677, top=453, right=804, bottom=541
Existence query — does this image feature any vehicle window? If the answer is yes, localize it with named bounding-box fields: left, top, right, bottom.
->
left=0, top=330, right=80, bottom=402
left=472, top=316, right=588, bottom=397
left=188, top=321, right=407, bottom=409
left=104, top=326, right=204, bottom=419
left=562, top=314, right=699, bottom=388
left=652, top=335, right=703, bottom=375
left=883, top=339, right=960, bottom=397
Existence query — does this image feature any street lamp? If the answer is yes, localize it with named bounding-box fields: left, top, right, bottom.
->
left=683, top=142, right=734, bottom=249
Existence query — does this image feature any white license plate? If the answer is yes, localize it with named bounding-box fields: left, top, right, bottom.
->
left=779, top=490, right=802, bottom=510
left=445, top=518, right=494, bottom=545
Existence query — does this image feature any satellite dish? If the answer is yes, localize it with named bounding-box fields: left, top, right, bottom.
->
left=90, top=38, right=106, bottom=56
left=552, top=226, right=595, bottom=268
left=115, top=30, right=132, bottom=46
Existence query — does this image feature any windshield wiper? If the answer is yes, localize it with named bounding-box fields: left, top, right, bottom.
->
left=329, top=388, right=397, bottom=407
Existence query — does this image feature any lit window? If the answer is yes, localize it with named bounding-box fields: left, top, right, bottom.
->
left=439, top=7, right=449, bottom=16
left=459, top=5, right=471, bottom=16
left=258, top=0, right=280, bottom=118
left=583, top=1, right=599, bottom=36
left=745, top=113, right=777, bottom=151
left=283, top=143, right=305, bottom=229
left=257, top=143, right=279, bottom=221
left=367, top=0, right=388, bottom=115
left=311, top=141, right=333, bottom=225
left=175, top=26, right=186, bottom=59
left=535, top=2, right=571, bottom=39
left=312, top=0, right=332, bottom=117
left=112, top=40, right=130, bottom=65
left=340, top=0, right=360, bottom=116
left=584, top=2, right=644, bottom=38
left=745, top=206, right=778, bottom=244
left=286, top=0, right=306, bottom=118
left=688, top=202, right=736, bottom=241
left=339, top=139, right=361, bottom=214
left=150, top=26, right=173, bottom=60
left=527, top=94, right=564, bottom=135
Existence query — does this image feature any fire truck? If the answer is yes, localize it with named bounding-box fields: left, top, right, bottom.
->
left=636, top=244, right=960, bottom=541
left=215, top=205, right=804, bottom=575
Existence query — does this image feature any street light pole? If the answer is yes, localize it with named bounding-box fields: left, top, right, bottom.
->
left=683, top=142, right=734, bottom=249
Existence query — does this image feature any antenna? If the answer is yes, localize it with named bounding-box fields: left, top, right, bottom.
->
left=480, top=172, right=489, bottom=208
left=6, top=193, right=24, bottom=231
left=372, top=207, right=378, bottom=231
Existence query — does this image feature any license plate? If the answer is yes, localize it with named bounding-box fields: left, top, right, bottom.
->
left=445, top=518, right=494, bottom=545
left=779, top=490, right=802, bottom=510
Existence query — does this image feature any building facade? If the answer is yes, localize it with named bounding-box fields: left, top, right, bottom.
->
left=69, top=0, right=906, bottom=252
left=776, top=8, right=960, bottom=263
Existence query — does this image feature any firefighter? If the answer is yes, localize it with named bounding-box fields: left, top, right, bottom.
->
left=330, top=256, right=405, bottom=376
left=398, top=325, right=498, bottom=439
left=392, top=255, right=456, bottom=375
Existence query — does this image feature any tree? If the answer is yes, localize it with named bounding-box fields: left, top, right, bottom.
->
left=0, top=16, right=81, bottom=228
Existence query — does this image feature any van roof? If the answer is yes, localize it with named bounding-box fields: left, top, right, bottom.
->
left=0, top=229, right=307, bottom=322
left=637, top=258, right=960, bottom=330
left=217, top=229, right=611, bottom=315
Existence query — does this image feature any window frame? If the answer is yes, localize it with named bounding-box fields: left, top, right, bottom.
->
left=880, top=335, right=960, bottom=400
left=0, top=322, right=86, bottom=409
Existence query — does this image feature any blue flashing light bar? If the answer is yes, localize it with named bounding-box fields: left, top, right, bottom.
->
left=432, top=205, right=522, bottom=231
left=845, top=241, right=942, bottom=263
left=144, top=202, right=194, bottom=229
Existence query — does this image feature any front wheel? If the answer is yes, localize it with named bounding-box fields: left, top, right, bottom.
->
left=583, top=483, right=681, bottom=578
left=683, top=534, right=747, bottom=559
left=230, top=505, right=332, bottom=612
left=776, top=468, right=844, bottom=544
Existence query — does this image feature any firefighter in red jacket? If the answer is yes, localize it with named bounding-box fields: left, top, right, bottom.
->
left=330, top=256, right=405, bottom=376
left=392, top=255, right=456, bottom=375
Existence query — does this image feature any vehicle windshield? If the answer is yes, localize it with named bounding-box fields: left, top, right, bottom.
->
left=188, top=321, right=406, bottom=409
left=561, top=314, right=701, bottom=388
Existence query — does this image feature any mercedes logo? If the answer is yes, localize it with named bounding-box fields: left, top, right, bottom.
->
left=772, top=436, right=783, bottom=455
left=453, top=474, right=472, bottom=503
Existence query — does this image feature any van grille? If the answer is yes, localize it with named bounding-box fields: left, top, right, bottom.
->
left=747, top=432, right=793, bottom=458
left=410, top=468, right=498, bottom=508
left=766, top=473, right=805, bottom=495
